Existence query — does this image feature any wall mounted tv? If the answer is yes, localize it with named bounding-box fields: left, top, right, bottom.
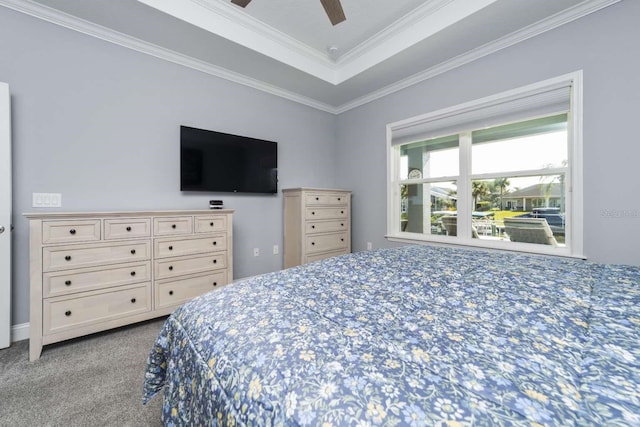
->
left=180, top=126, right=278, bottom=194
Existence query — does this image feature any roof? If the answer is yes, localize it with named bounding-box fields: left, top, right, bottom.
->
left=503, top=183, right=562, bottom=199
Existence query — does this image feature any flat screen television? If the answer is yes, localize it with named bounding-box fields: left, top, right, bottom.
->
left=180, top=126, right=278, bottom=194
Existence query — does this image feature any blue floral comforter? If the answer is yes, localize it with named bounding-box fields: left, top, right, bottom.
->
left=143, top=245, right=640, bottom=426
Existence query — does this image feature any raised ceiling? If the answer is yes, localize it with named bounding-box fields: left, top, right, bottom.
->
left=2, top=0, right=620, bottom=112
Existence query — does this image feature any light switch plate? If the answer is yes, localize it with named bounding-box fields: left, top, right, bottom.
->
left=32, top=193, right=62, bottom=208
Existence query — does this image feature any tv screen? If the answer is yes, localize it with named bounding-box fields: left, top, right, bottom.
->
left=180, top=126, right=278, bottom=194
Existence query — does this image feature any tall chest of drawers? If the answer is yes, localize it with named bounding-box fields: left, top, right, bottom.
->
left=283, top=188, right=351, bottom=268
left=25, top=210, right=233, bottom=361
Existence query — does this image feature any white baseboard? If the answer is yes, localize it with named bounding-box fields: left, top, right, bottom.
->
left=11, top=322, right=29, bottom=343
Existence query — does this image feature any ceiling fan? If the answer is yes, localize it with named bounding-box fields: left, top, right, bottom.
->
left=230, top=0, right=346, bottom=26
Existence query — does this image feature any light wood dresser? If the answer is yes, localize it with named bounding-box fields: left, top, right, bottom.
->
left=283, top=188, right=351, bottom=268
left=25, top=209, right=233, bottom=361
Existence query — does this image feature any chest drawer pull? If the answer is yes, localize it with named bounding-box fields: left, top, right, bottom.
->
left=169, top=246, right=173, bottom=251
left=172, top=224, right=176, bottom=229
left=338, top=197, right=341, bottom=201
left=130, top=271, right=136, bottom=276
left=131, top=298, right=136, bottom=303
left=168, top=266, right=173, bottom=271
left=69, top=229, right=76, bottom=235
left=312, top=211, right=316, bottom=215
left=213, top=282, right=218, bottom=287
left=130, top=249, right=136, bottom=255
left=169, top=290, right=174, bottom=295
left=311, top=242, right=315, bottom=246
left=213, top=259, right=217, bottom=264
left=213, top=241, right=217, bottom=246
left=65, top=310, right=72, bottom=317
left=65, top=255, right=71, bottom=261
left=210, top=222, right=214, bottom=226
left=65, top=280, right=72, bottom=286
left=312, top=225, right=315, bottom=229
left=126, top=226, right=132, bottom=232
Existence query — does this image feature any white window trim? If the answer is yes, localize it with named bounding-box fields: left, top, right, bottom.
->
left=386, top=71, right=584, bottom=259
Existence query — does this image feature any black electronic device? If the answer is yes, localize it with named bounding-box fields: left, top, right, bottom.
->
left=180, top=126, right=278, bottom=194
left=209, top=200, right=224, bottom=209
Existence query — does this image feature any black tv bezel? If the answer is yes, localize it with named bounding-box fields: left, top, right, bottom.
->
left=180, top=125, right=278, bottom=194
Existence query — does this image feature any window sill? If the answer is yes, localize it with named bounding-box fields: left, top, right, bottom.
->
left=385, top=232, right=586, bottom=260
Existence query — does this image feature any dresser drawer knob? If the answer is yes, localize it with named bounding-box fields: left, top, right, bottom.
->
left=169, top=290, right=174, bottom=295
left=311, top=225, right=315, bottom=229
left=131, top=298, right=136, bottom=303
left=131, top=249, right=136, bottom=255
left=315, top=197, right=319, bottom=200
left=172, top=224, right=176, bottom=229
left=126, top=226, right=132, bottom=232
left=64, top=255, right=71, bottom=261
left=341, top=223, right=344, bottom=227
left=65, top=280, right=72, bottom=286
left=65, top=310, right=72, bottom=317
left=213, top=259, right=217, bottom=264
left=312, top=211, right=315, bottom=215
left=341, top=238, right=344, bottom=242
left=168, top=266, right=173, bottom=271
left=311, top=242, right=315, bottom=246
left=213, top=282, right=217, bottom=287
left=212, top=241, right=217, bottom=246
left=168, top=246, right=173, bottom=251
left=130, top=271, right=136, bottom=276
left=341, top=210, right=344, bottom=214
left=69, top=229, right=76, bottom=235
left=338, top=197, right=341, bottom=201
left=210, top=222, right=214, bottom=227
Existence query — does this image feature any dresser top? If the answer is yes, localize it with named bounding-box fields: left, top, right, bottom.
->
left=282, top=188, right=351, bottom=193
left=24, top=209, right=234, bottom=219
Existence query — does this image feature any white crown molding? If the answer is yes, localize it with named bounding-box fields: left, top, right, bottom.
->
left=0, top=0, right=622, bottom=115
left=0, top=0, right=337, bottom=113
left=335, top=0, right=622, bottom=114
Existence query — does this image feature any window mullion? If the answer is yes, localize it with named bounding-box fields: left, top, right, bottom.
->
left=457, top=131, right=472, bottom=239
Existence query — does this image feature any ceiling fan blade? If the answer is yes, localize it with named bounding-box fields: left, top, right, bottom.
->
left=231, top=0, right=252, bottom=7
left=320, top=0, right=346, bottom=26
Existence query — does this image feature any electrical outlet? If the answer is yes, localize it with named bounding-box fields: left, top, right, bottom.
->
left=367, top=242, right=372, bottom=250
left=253, top=248, right=260, bottom=257
left=273, top=245, right=279, bottom=255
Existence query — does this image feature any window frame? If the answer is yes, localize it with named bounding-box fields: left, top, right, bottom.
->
left=386, top=72, right=584, bottom=258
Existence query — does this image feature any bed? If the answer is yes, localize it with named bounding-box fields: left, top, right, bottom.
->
left=142, top=245, right=639, bottom=426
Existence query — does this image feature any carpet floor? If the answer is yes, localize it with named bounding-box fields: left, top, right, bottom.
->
left=0, top=318, right=167, bottom=426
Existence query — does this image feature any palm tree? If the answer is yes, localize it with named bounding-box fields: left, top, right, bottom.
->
left=471, top=181, right=490, bottom=210
left=493, top=177, right=510, bottom=210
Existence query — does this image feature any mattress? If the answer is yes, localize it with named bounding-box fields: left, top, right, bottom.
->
left=143, top=245, right=640, bottom=426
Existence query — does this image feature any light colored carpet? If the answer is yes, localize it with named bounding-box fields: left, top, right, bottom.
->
left=0, top=318, right=167, bottom=426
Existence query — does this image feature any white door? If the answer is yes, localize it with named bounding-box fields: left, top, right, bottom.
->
left=0, top=82, right=11, bottom=349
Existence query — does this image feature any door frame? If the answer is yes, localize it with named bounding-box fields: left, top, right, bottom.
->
left=0, top=82, right=11, bottom=348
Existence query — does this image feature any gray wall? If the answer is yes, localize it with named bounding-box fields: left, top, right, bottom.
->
left=0, top=7, right=337, bottom=325
left=335, top=0, right=640, bottom=267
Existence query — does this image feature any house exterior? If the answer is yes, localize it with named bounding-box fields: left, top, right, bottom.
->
left=502, top=183, right=564, bottom=212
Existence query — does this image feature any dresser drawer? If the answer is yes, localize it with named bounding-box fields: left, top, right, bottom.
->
left=43, top=241, right=151, bottom=272
left=154, top=252, right=226, bottom=279
left=43, top=283, right=151, bottom=335
left=195, top=216, right=228, bottom=234
left=306, top=219, right=348, bottom=234
left=43, top=261, right=151, bottom=298
left=305, top=207, right=349, bottom=220
left=306, top=249, right=348, bottom=264
left=42, top=220, right=101, bottom=244
left=155, top=235, right=226, bottom=259
left=154, top=216, right=193, bottom=236
left=155, top=271, right=228, bottom=309
left=104, top=218, right=151, bottom=240
left=305, top=192, right=348, bottom=206
left=306, top=232, right=349, bottom=254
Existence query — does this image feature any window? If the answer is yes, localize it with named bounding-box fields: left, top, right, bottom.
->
left=387, top=72, right=583, bottom=257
